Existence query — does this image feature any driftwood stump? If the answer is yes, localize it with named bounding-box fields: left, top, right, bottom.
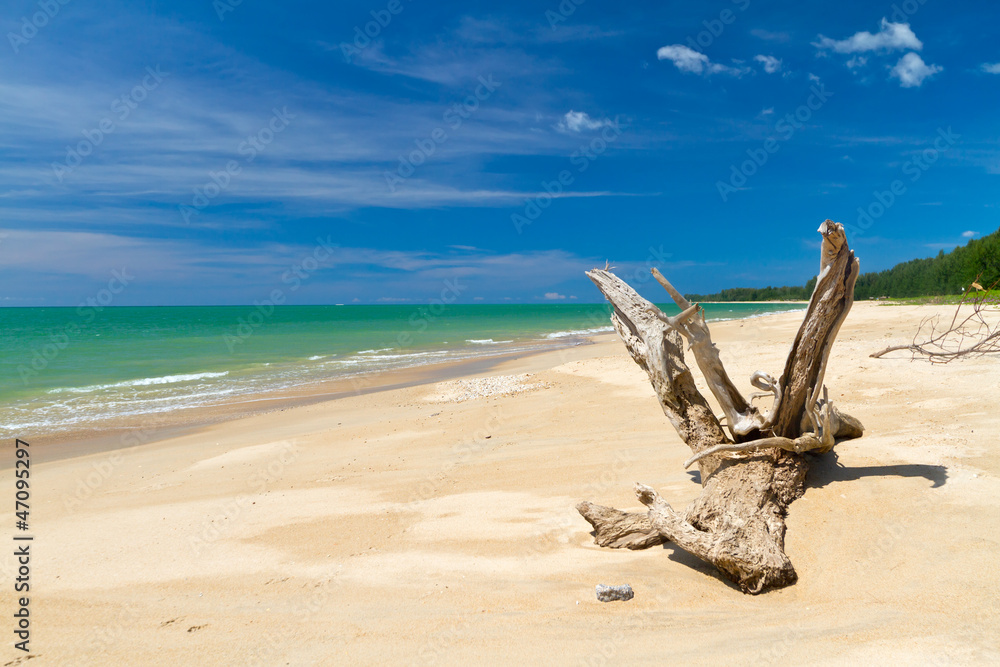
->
left=578, top=220, right=864, bottom=594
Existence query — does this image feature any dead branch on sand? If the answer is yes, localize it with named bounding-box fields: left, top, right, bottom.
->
left=577, top=220, right=864, bottom=594
left=870, top=277, right=1000, bottom=363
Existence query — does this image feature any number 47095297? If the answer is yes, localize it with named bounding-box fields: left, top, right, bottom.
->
left=15, top=439, right=30, bottom=525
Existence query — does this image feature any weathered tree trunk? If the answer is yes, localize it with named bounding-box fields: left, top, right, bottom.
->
left=577, top=220, right=863, bottom=593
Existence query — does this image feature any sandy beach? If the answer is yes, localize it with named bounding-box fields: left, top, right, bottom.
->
left=4, top=301, right=999, bottom=665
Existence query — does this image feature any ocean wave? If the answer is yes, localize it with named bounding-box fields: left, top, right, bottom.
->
left=543, top=326, right=614, bottom=339
left=465, top=339, right=514, bottom=345
left=707, top=307, right=807, bottom=323
left=46, top=371, right=230, bottom=394
left=350, top=350, right=449, bottom=362
left=357, top=348, right=393, bottom=355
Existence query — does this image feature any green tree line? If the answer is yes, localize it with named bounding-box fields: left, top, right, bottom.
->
left=685, top=227, right=1000, bottom=301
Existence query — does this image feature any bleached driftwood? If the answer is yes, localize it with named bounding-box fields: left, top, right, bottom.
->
left=577, top=220, right=863, bottom=593
left=870, top=276, right=1000, bottom=363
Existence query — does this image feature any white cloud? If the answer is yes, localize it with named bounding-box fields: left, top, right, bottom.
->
left=814, top=19, right=922, bottom=54
left=890, top=52, right=942, bottom=88
left=656, top=45, right=749, bottom=76
left=557, top=110, right=613, bottom=133
left=544, top=292, right=567, bottom=300
left=754, top=55, right=782, bottom=74
left=750, top=29, right=790, bottom=43
left=657, top=45, right=710, bottom=73
left=962, top=230, right=979, bottom=238
left=808, top=73, right=821, bottom=83
left=980, top=63, right=1000, bottom=74
left=0, top=227, right=618, bottom=305
left=814, top=19, right=940, bottom=86
left=846, top=55, right=868, bottom=70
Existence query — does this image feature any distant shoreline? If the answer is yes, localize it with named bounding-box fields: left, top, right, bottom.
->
left=695, top=300, right=810, bottom=304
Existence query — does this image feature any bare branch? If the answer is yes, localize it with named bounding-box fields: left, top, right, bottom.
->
left=650, top=267, right=766, bottom=439
left=870, top=276, right=1000, bottom=363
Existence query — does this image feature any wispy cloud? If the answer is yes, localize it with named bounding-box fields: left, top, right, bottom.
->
left=980, top=63, right=1000, bottom=74
left=961, top=230, right=979, bottom=238
left=750, top=29, right=790, bottom=43
left=656, top=45, right=750, bottom=77
left=814, top=19, right=922, bottom=54
left=846, top=55, right=868, bottom=70
left=754, top=54, right=782, bottom=74
left=556, top=110, right=614, bottom=133
left=0, top=228, right=637, bottom=305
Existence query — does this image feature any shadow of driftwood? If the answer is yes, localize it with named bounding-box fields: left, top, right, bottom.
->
left=807, top=450, right=948, bottom=489
left=659, top=541, right=743, bottom=592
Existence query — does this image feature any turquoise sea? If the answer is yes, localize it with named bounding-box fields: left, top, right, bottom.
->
left=0, top=303, right=806, bottom=437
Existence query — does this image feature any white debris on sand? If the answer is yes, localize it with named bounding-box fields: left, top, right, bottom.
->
left=426, top=373, right=550, bottom=403
left=595, top=584, right=634, bottom=602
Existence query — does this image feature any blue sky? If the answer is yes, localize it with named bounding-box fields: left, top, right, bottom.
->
left=1, top=0, right=997, bottom=306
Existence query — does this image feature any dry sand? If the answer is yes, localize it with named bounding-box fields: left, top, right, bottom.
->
left=3, top=302, right=999, bottom=665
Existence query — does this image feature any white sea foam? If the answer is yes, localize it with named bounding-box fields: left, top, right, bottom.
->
left=465, top=339, right=514, bottom=345
left=46, top=371, right=230, bottom=394
left=544, top=326, right=613, bottom=339
left=345, top=350, right=449, bottom=363
left=708, top=307, right=807, bottom=323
